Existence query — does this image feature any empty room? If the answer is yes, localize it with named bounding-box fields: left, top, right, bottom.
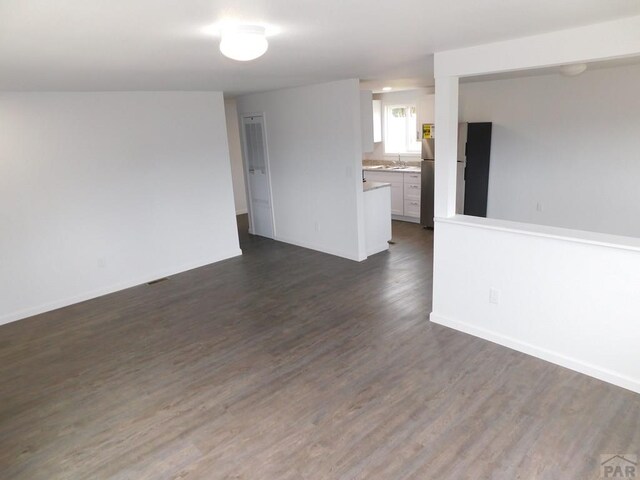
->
left=1, top=1, right=640, bottom=479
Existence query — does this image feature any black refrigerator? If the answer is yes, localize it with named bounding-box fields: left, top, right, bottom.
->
left=420, top=122, right=492, bottom=228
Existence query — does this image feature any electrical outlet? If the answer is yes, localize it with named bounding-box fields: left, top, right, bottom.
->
left=97, top=257, right=106, bottom=269
left=489, top=288, right=500, bottom=305
left=314, top=221, right=320, bottom=233
left=536, top=202, right=543, bottom=212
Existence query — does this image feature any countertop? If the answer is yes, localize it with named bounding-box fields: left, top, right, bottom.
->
left=363, top=165, right=421, bottom=173
left=363, top=181, right=391, bottom=192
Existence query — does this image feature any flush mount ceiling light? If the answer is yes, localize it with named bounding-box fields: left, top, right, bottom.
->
left=559, top=63, right=587, bottom=77
left=220, top=25, right=268, bottom=61
left=382, top=86, right=392, bottom=91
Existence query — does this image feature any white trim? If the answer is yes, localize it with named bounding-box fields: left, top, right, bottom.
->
left=0, top=249, right=242, bottom=327
left=392, top=215, right=420, bottom=224
left=430, top=312, right=640, bottom=394
left=274, top=234, right=366, bottom=262
left=433, top=76, right=459, bottom=218
left=235, top=208, right=248, bottom=215
left=434, top=15, right=640, bottom=78
left=435, top=215, right=640, bottom=253
left=383, top=103, right=422, bottom=156
left=365, top=242, right=389, bottom=257
left=239, top=112, right=276, bottom=239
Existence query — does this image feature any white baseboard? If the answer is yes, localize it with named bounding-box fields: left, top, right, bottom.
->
left=274, top=234, right=364, bottom=262
left=391, top=214, right=420, bottom=224
left=366, top=243, right=390, bottom=257
left=0, top=248, right=243, bottom=327
left=430, top=312, right=640, bottom=394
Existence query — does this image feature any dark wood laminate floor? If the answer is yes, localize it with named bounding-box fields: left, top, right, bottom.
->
left=1, top=217, right=639, bottom=479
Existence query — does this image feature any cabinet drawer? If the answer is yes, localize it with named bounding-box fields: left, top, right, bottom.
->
left=404, top=199, right=420, bottom=218
left=404, top=183, right=421, bottom=200
left=403, top=172, right=421, bottom=185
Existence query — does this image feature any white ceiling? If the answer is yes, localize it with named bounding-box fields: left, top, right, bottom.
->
left=1, top=0, right=639, bottom=95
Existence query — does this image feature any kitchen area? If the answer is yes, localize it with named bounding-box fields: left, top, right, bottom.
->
left=360, top=86, right=492, bottom=254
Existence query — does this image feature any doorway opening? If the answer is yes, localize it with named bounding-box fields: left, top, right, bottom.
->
left=240, top=114, right=275, bottom=239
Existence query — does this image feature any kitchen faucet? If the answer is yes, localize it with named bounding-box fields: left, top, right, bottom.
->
left=392, top=154, right=407, bottom=169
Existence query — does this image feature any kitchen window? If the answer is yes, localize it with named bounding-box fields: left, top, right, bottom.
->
left=384, top=104, right=420, bottom=155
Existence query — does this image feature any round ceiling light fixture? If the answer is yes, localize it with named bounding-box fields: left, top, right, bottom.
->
left=559, top=63, right=588, bottom=77
left=382, top=86, right=393, bottom=91
left=220, top=25, right=268, bottom=61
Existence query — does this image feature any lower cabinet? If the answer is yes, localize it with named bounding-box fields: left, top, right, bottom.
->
left=404, top=199, right=421, bottom=218
left=364, top=170, right=421, bottom=221
left=390, top=183, right=404, bottom=216
left=403, top=173, right=421, bottom=221
left=364, top=171, right=404, bottom=215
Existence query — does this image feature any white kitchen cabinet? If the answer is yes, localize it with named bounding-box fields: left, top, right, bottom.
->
left=364, top=170, right=403, bottom=215
left=403, top=172, right=421, bottom=186
left=404, top=182, right=421, bottom=200
left=390, top=183, right=404, bottom=216
left=403, top=172, right=421, bottom=220
left=404, top=199, right=421, bottom=218
left=372, top=100, right=382, bottom=143
left=363, top=185, right=392, bottom=256
left=363, top=170, right=422, bottom=221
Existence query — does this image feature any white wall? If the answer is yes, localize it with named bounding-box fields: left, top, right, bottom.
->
left=360, top=90, right=374, bottom=154
left=432, top=217, right=640, bottom=393
left=224, top=98, right=248, bottom=215
left=432, top=15, right=640, bottom=393
left=460, top=63, right=640, bottom=238
left=0, top=92, right=241, bottom=325
left=236, top=79, right=366, bottom=261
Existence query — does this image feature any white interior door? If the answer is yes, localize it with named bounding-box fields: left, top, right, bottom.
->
left=241, top=115, right=274, bottom=238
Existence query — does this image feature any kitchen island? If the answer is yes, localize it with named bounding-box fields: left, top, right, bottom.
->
left=363, top=181, right=392, bottom=256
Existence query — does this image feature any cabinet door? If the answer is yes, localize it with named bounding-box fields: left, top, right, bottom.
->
left=391, top=183, right=404, bottom=215
left=372, top=100, right=382, bottom=143
left=364, top=170, right=404, bottom=215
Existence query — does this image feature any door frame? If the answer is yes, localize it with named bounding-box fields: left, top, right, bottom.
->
left=239, top=112, right=276, bottom=238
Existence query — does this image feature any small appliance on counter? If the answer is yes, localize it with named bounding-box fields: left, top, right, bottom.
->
left=420, top=122, right=493, bottom=229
